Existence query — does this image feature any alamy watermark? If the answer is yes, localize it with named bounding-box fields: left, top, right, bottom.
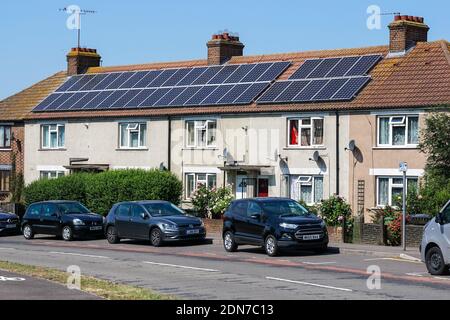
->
left=366, top=265, right=382, bottom=290
left=67, top=265, right=81, bottom=290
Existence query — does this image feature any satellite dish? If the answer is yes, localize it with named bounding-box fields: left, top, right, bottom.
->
left=312, top=151, right=320, bottom=162
left=223, top=148, right=228, bottom=159
left=348, top=140, right=356, bottom=152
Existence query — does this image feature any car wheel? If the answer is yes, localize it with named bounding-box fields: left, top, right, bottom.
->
left=150, top=228, right=163, bottom=247
left=426, top=246, right=448, bottom=275
left=23, top=225, right=34, bottom=240
left=265, top=235, right=279, bottom=257
left=223, top=231, right=238, bottom=252
left=106, top=226, right=120, bottom=244
left=62, top=226, right=73, bottom=241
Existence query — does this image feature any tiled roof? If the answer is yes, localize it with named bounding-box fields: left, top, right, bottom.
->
left=0, top=72, right=66, bottom=121
left=5, top=40, right=450, bottom=121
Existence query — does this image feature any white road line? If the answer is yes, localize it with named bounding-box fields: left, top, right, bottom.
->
left=303, top=261, right=337, bottom=265
left=142, top=261, right=219, bottom=272
left=266, top=276, right=353, bottom=292
left=49, top=252, right=110, bottom=259
left=0, top=247, right=15, bottom=250
left=406, top=272, right=425, bottom=277
left=364, top=257, right=421, bottom=264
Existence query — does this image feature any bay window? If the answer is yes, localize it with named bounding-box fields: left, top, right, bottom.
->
left=378, top=115, right=419, bottom=146
left=377, top=176, right=419, bottom=207
left=186, top=120, right=217, bottom=148
left=290, top=175, right=324, bottom=205
left=119, top=122, right=147, bottom=149
left=0, top=126, right=12, bottom=149
left=185, top=173, right=217, bottom=199
left=288, top=118, right=324, bottom=147
left=42, top=124, right=65, bottom=149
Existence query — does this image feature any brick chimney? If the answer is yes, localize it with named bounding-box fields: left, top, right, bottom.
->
left=388, top=15, right=429, bottom=54
left=207, top=32, right=244, bottom=65
left=66, top=47, right=101, bottom=76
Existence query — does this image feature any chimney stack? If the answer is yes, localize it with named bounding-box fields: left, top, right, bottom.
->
left=66, top=47, right=101, bottom=76
left=388, top=15, right=429, bottom=54
left=207, top=32, right=244, bottom=65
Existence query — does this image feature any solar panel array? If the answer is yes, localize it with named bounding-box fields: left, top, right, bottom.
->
left=34, top=62, right=291, bottom=112
left=257, top=54, right=382, bottom=104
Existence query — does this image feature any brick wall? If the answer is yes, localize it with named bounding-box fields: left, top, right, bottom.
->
left=361, top=223, right=384, bottom=245
left=405, top=225, right=424, bottom=248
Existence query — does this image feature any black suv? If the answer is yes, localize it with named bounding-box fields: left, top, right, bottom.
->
left=223, top=198, right=328, bottom=256
left=21, top=201, right=104, bottom=241
left=0, top=212, right=20, bottom=235
left=104, top=201, right=206, bottom=246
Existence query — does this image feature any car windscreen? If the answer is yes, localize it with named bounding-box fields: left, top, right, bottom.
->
left=260, top=200, right=312, bottom=218
left=57, top=203, right=91, bottom=215
left=143, top=203, right=185, bottom=217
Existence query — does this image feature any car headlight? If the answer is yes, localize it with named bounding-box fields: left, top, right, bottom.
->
left=279, top=223, right=298, bottom=229
left=320, top=221, right=326, bottom=228
left=162, top=223, right=179, bottom=232
left=102, top=216, right=106, bottom=224
left=73, top=219, right=85, bottom=226
left=200, top=220, right=205, bottom=228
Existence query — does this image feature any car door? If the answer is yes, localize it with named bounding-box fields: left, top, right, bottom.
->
left=440, top=203, right=450, bottom=259
left=25, top=204, right=43, bottom=233
left=246, top=201, right=266, bottom=244
left=231, top=201, right=250, bottom=241
left=129, top=205, right=150, bottom=239
left=115, top=204, right=132, bottom=238
left=40, top=203, right=61, bottom=235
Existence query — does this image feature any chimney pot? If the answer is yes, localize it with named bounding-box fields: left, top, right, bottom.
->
left=388, top=14, right=429, bottom=53
left=207, top=32, right=245, bottom=65
left=66, top=47, right=101, bottom=76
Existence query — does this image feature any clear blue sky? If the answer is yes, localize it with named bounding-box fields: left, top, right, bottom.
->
left=1, top=0, right=449, bottom=100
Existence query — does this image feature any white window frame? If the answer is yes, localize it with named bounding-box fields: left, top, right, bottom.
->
left=287, top=117, right=324, bottom=147
left=185, top=120, right=217, bottom=148
left=119, top=122, right=147, bottom=149
left=376, top=176, right=419, bottom=207
left=185, top=173, right=217, bottom=200
left=41, top=124, right=65, bottom=149
left=377, top=115, right=419, bottom=147
left=292, top=175, right=323, bottom=205
left=0, top=125, right=12, bottom=149
left=40, top=171, right=66, bottom=180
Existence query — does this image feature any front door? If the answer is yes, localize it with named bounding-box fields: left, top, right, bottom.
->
left=236, top=176, right=248, bottom=199
left=258, top=178, right=269, bottom=197
left=40, top=203, right=61, bottom=235
left=115, top=204, right=132, bottom=238
left=130, top=205, right=150, bottom=239
left=245, top=201, right=266, bottom=244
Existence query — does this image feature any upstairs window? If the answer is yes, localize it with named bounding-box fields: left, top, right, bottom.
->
left=119, top=123, right=147, bottom=149
left=0, top=126, right=11, bottom=149
left=186, top=120, right=217, bottom=148
left=378, top=115, right=419, bottom=147
left=288, top=118, right=324, bottom=147
left=42, top=124, right=65, bottom=149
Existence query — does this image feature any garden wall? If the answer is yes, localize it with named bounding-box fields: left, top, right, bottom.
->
left=359, top=223, right=424, bottom=247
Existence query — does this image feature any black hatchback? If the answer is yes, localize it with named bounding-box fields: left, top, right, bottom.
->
left=104, top=201, right=206, bottom=246
left=21, top=201, right=104, bottom=241
left=0, top=212, right=20, bottom=235
left=223, top=198, right=328, bottom=256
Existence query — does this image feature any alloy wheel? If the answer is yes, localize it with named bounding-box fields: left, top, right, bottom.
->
left=23, top=225, right=32, bottom=239
left=224, top=233, right=233, bottom=250
left=62, top=227, right=72, bottom=241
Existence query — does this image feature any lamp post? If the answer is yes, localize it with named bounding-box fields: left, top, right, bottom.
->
left=399, top=162, right=408, bottom=251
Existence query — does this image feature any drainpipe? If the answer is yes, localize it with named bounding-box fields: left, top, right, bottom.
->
left=335, top=111, right=340, bottom=196
left=167, top=116, right=172, bottom=171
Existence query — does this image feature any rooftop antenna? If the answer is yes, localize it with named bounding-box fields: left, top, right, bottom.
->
left=59, top=6, right=97, bottom=49
left=379, top=12, right=401, bottom=16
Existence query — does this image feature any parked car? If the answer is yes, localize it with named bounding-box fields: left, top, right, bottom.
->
left=223, top=198, right=328, bottom=257
left=21, top=201, right=105, bottom=241
left=0, top=212, right=20, bottom=236
left=104, top=201, right=206, bottom=246
left=421, top=200, right=450, bottom=275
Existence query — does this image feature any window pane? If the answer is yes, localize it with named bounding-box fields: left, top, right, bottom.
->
left=187, top=122, right=195, bottom=146
left=313, top=119, right=324, bottom=145
left=130, top=131, right=139, bottom=148
left=0, top=126, right=4, bottom=148
left=120, top=124, right=128, bottom=147
left=207, top=174, right=217, bottom=190
left=378, top=178, right=389, bottom=206
left=301, top=128, right=311, bottom=146
left=379, top=117, right=390, bottom=144
left=207, top=121, right=216, bottom=146
left=300, top=185, right=312, bottom=203
left=58, top=172, right=65, bottom=178
left=392, top=187, right=403, bottom=204
left=50, top=131, right=57, bottom=148
left=197, top=174, right=207, bottom=184
left=407, top=117, right=419, bottom=144
left=42, top=126, right=49, bottom=147
left=393, top=126, right=406, bottom=145
left=407, top=178, right=418, bottom=193
left=139, top=124, right=147, bottom=147
left=289, top=120, right=298, bottom=145
left=197, top=128, right=207, bottom=147
left=301, top=118, right=311, bottom=125
left=314, top=177, right=323, bottom=203
left=290, top=175, right=300, bottom=201
left=392, top=178, right=403, bottom=185
left=58, top=126, right=65, bottom=147
left=4, top=126, right=11, bottom=148
left=186, top=174, right=195, bottom=198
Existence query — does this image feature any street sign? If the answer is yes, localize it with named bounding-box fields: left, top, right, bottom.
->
left=399, top=162, right=408, bottom=172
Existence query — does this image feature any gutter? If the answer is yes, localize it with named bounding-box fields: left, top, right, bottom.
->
left=335, top=110, right=340, bottom=195
left=167, top=116, right=172, bottom=171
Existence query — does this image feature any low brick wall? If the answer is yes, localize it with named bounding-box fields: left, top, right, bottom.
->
left=327, top=226, right=343, bottom=243
left=203, top=219, right=222, bottom=235
left=405, top=225, right=424, bottom=248
left=361, top=223, right=384, bottom=245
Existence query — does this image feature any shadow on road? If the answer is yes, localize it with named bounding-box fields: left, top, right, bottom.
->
left=237, top=246, right=341, bottom=257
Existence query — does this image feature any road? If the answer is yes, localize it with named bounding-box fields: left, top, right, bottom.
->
left=0, top=235, right=449, bottom=300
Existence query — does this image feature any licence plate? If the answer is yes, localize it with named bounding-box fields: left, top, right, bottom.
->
left=90, top=226, right=102, bottom=231
left=302, top=234, right=321, bottom=241
left=187, top=229, right=200, bottom=235
left=6, top=224, right=16, bottom=229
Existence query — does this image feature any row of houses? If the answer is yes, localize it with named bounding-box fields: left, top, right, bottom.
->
left=0, top=15, right=449, bottom=222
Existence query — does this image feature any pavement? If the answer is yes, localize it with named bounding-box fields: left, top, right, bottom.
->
left=0, top=270, right=101, bottom=300
left=0, top=234, right=447, bottom=300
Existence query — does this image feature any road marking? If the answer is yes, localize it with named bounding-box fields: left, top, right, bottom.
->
left=266, top=276, right=353, bottom=292
left=363, top=257, right=422, bottom=264
left=142, top=261, right=219, bottom=272
left=303, top=261, right=337, bottom=265
left=406, top=272, right=426, bottom=277
left=49, top=251, right=110, bottom=259
left=0, top=247, right=15, bottom=250
left=433, top=276, right=450, bottom=281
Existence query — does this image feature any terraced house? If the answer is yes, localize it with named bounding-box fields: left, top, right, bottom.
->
left=1, top=15, right=447, bottom=222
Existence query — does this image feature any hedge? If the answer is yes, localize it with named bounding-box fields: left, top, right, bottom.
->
left=23, top=169, right=183, bottom=216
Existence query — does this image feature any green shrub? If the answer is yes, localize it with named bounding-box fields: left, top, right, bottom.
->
left=318, top=195, right=352, bottom=227
left=298, top=200, right=319, bottom=216
left=191, top=185, right=234, bottom=219
left=24, top=170, right=182, bottom=216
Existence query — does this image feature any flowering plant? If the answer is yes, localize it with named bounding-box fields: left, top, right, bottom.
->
left=191, top=184, right=234, bottom=219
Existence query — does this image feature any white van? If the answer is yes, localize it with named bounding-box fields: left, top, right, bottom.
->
left=421, top=200, right=450, bottom=275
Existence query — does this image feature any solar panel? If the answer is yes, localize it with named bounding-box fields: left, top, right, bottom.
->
left=169, top=86, right=202, bottom=106
left=177, top=67, right=208, bottom=86
left=257, top=62, right=291, bottom=82
left=325, top=56, right=360, bottom=77
left=72, top=91, right=100, bottom=110
left=87, top=91, right=115, bottom=109
left=289, top=59, right=322, bottom=79
left=275, top=81, right=310, bottom=102
left=208, top=65, right=240, bottom=84
left=217, top=84, right=250, bottom=104
left=68, top=75, right=96, bottom=91
left=140, top=88, right=171, bottom=107
left=133, top=70, right=163, bottom=88
left=192, top=66, right=223, bottom=85
left=110, top=90, right=142, bottom=108
left=55, top=77, right=81, bottom=92
left=34, top=93, right=63, bottom=111
left=307, top=58, right=341, bottom=79
left=345, top=55, right=381, bottom=76
left=234, top=83, right=269, bottom=104
left=313, top=78, right=349, bottom=101
left=162, top=69, right=192, bottom=87
left=185, top=86, right=218, bottom=106
left=126, top=89, right=155, bottom=108
left=93, top=73, right=122, bottom=90
left=200, top=85, right=234, bottom=105
left=120, top=71, right=149, bottom=89
left=241, top=63, right=272, bottom=83
left=148, top=69, right=178, bottom=87
left=292, top=79, right=329, bottom=102
left=80, top=74, right=110, bottom=91
left=332, top=76, right=370, bottom=100
left=96, top=90, right=128, bottom=109
left=58, top=92, right=88, bottom=110
left=46, top=93, right=74, bottom=110
left=153, top=87, right=186, bottom=107
left=256, top=82, right=291, bottom=103
left=106, top=73, right=135, bottom=90
left=224, top=64, right=255, bottom=83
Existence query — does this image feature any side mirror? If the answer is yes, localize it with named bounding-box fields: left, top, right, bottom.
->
left=140, top=212, right=149, bottom=220
left=250, top=213, right=261, bottom=220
